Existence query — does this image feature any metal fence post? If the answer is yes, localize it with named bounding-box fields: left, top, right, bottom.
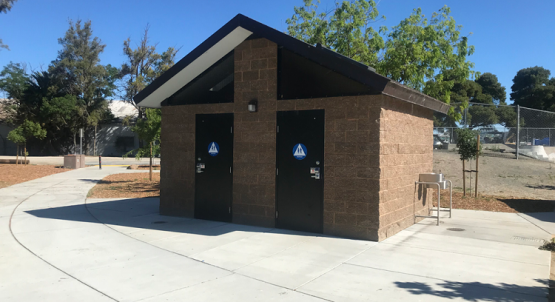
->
left=516, top=105, right=520, bottom=160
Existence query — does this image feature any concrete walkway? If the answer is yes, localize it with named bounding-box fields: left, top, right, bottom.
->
left=0, top=155, right=159, bottom=166
left=0, top=167, right=552, bottom=301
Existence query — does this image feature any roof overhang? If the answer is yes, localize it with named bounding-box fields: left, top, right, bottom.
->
left=135, top=26, right=252, bottom=108
left=134, top=14, right=450, bottom=114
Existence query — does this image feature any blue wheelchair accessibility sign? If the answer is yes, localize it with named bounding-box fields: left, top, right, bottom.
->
left=208, top=142, right=219, bottom=156
left=292, top=143, right=307, bottom=160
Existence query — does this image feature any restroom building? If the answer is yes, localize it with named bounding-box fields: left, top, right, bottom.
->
left=134, top=14, right=450, bottom=241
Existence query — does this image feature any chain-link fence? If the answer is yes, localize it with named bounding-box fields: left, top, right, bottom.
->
left=433, top=102, right=555, bottom=162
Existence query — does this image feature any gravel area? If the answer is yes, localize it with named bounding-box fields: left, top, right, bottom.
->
left=0, top=164, right=71, bottom=189
left=433, top=150, right=555, bottom=200
left=87, top=173, right=160, bottom=198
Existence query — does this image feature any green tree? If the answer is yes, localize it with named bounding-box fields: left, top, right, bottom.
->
left=510, top=66, right=555, bottom=111
left=120, top=25, right=178, bottom=173
left=455, top=128, right=481, bottom=196
left=120, top=25, right=178, bottom=112
left=6, top=126, right=24, bottom=164
left=0, top=62, right=29, bottom=124
left=287, top=1, right=476, bottom=121
left=464, top=73, right=503, bottom=128
left=50, top=19, right=116, bottom=154
left=0, top=0, right=18, bottom=50
left=7, top=120, right=47, bottom=165
left=286, top=0, right=385, bottom=67
left=23, top=71, right=81, bottom=154
left=124, top=108, right=161, bottom=181
left=0, top=0, right=17, bottom=13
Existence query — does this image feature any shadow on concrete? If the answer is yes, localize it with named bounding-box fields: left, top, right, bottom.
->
left=521, top=211, right=555, bottom=225
left=527, top=184, right=555, bottom=191
left=24, top=197, right=323, bottom=238
left=497, top=197, right=555, bottom=213
left=395, top=279, right=549, bottom=302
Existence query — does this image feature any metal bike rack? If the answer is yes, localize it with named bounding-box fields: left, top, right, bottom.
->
left=414, top=173, right=452, bottom=226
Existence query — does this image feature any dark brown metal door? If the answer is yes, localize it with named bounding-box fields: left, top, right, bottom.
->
left=195, top=113, right=233, bottom=222
left=276, top=110, right=324, bottom=233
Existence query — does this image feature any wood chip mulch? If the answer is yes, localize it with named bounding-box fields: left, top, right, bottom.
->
left=87, top=173, right=160, bottom=198
left=0, top=164, right=71, bottom=189
left=434, top=190, right=555, bottom=213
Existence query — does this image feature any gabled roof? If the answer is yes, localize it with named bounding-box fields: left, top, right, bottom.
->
left=134, top=14, right=449, bottom=114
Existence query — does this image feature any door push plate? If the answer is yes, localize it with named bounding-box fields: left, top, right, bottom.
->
left=196, top=163, right=205, bottom=174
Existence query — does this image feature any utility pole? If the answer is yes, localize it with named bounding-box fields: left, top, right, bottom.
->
left=80, top=128, right=83, bottom=155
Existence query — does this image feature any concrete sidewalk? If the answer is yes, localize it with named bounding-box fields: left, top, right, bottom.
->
left=0, top=167, right=552, bottom=301
left=0, top=155, right=159, bottom=166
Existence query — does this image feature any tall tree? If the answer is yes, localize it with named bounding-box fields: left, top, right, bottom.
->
left=0, top=0, right=18, bottom=50
left=287, top=1, right=476, bottom=121
left=465, top=73, right=504, bottom=128
left=120, top=25, right=178, bottom=112
left=510, top=66, right=555, bottom=111
left=120, top=25, right=177, bottom=175
left=286, top=0, right=385, bottom=67
left=0, top=62, right=28, bottom=123
left=0, top=0, right=17, bottom=13
left=380, top=7, right=475, bottom=93
left=20, top=70, right=81, bottom=154
left=50, top=19, right=116, bottom=153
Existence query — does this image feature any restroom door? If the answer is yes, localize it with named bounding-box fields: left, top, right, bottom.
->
left=276, top=110, right=324, bottom=233
left=195, top=113, right=233, bottom=222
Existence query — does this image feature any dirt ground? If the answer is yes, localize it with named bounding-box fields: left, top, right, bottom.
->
left=0, top=164, right=71, bottom=189
left=433, top=150, right=555, bottom=200
left=87, top=173, right=160, bottom=198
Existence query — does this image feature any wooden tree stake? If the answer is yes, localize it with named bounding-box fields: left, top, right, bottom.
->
left=462, top=159, right=466, bottom=196
left=149, top=142, right=153, bottom=181
left=475, top=134, right=480, bottom=197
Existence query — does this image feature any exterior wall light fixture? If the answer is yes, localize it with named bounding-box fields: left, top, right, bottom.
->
left=248, top=100, right=258, bottom=112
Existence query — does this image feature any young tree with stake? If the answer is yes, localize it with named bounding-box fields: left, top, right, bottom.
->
left=455, top=128, right=481, bottom=196
left=7, top=120, right=47, bottom=165
left=124, top=109, right=161, bottom=181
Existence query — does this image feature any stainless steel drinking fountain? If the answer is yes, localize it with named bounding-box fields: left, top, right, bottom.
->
left=414, top=173, right=452, bottom=225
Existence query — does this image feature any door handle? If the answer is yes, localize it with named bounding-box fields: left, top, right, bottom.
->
left=310, top=167, right=320, bottom=179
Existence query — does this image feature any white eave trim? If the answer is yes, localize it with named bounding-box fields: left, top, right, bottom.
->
left=139, top=26, right=253, bottom=108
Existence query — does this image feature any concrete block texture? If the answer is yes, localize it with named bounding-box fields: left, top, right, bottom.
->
left=376, top=100, right=434, bottom=241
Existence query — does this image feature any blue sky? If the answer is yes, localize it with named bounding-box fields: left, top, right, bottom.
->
left=1, top=0, right=554, bottom=102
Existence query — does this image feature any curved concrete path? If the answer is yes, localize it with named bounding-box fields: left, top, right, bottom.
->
left=0, top=167, right=552, bottom=301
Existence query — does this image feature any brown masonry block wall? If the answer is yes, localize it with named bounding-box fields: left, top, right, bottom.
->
left=232, top=38, right=278, bottom=227
left=377, top=97, right=434, bottom=240
left=277, top=95, right=383, bottom=241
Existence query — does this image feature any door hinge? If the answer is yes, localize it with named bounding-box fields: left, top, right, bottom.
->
left=276, top=168, right=278, bottom=175
left=277, top=125, right=279, bottom=133
left=230, top=167, right=232, bottom=173
left=276, top=211, right=278, bottom=218
left=231, top=126, right=233, bottom=133
left=229, top=207, right=231, bottom=214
